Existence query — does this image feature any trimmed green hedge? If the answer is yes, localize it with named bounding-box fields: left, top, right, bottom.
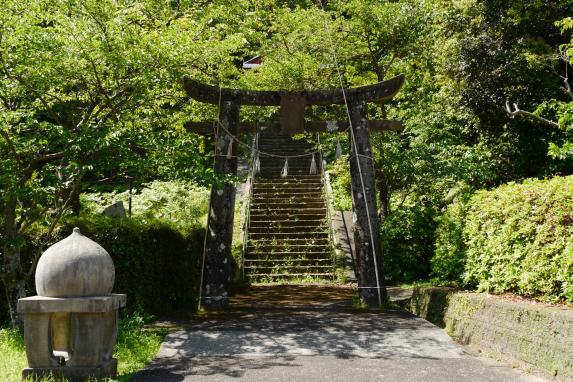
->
left=10, top=216, right=205, bottom=318
left=433, top=175, right=573, bottom=303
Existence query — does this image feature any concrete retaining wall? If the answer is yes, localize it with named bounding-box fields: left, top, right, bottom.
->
left=399, top=288, right=573, bottom=381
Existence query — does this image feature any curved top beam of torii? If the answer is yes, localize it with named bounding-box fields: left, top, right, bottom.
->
left=182, top=74, right=404, bottom=106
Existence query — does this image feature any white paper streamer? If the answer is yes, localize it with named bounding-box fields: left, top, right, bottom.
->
left=281, top=158, right=289, bottom=178
left=310, top=154, right=317, bottom=175
left=254, top=152, right=260, bottom=174
left=226, top=137, right=233, bottom=159
left=335, top=138, right=343, bottom=159
left=326, top=120, right=338, bottom=132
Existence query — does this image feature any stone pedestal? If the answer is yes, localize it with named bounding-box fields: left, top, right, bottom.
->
left=19, top=228, right=126, bottom=382
left=18, top=295, right=126, bottom=382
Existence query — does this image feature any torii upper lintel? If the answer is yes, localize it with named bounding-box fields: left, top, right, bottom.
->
left=182, top=74, right=404, bottom=106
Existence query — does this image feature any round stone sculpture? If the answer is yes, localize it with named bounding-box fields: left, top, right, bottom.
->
left=35, top=227, right=115, bottom=297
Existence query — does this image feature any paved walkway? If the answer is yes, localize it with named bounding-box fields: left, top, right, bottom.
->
left=132, top=285, right=548, bottom=382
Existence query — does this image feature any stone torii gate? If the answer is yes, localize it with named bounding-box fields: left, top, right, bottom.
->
left=183, top=74, right=404, bottom=308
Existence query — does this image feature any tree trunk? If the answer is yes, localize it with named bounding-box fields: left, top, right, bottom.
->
left=201, top=101, right=239, bottom=309
left=70, top=185, right=81, bottom=215
left=2, top=198, right=25, bottom=330
left=348, top=101, right=387, bottom=308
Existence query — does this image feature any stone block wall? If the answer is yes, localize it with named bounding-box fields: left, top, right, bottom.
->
left=400, top=288, right=573, bottom=381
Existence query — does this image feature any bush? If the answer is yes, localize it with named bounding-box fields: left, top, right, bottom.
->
left=82, top=180, right=209, bottom=228
left=328, top=156, right=353, bottom=211
left=431, top=196, right=470, bottom=283
left=20, top=215, right=205, bottom=317
left=381, top=202, right=438, bottom=283
left=433, top=175, right=573, bottom=303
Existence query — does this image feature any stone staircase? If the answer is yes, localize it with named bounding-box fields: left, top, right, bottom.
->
left=244, top=133, right=335, bottom=282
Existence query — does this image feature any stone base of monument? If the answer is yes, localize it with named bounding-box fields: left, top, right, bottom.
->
left=17, top=294, right=126, bottom=382
left=23, top=358, right=118, bottom=382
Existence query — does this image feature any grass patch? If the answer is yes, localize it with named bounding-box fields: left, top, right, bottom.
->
left=114, top=314, right=168, bottom=381
left=0, top=313, right=167, bottom=382
left=0, top=328, right=27, bottom=382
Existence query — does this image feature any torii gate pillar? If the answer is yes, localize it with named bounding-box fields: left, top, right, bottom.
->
left=202, top=101, right=239, bottom=309
left=348, top=101, right=387, bottom=307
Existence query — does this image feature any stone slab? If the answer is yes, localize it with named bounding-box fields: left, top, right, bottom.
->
left=23, top=357, right=117, bottom=382
left=331, top=210, right=357, bottom=282
left=18, top=294, right=126, bottom=313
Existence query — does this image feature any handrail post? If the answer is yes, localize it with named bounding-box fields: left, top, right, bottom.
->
left=316, top=133, right=338, bottom=280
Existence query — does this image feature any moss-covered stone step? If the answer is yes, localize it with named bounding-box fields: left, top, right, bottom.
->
left=245, top=258, right=331, bottom=264
left=251, top=207, right=327, bottom=215
left=245, top=266, right=334, bottom=275
left=248, top=226, right=328, bottom=235
left=252, top=193, right=324, bottom=201
left=246, top=251, right=331, bottom=260
left=249, top=219, right=324, bottom=228
left=251, top=202, right=326, bottom=210
left=253, top=184, right=321, bottom=190
left=249, top=232, right=328, bottom=239
left=246, top=273, right=334, bottom=281
left=255, top=177, right=322, bottom=184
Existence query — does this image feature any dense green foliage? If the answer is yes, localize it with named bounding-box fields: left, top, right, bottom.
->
left=381, top=201, right=438, bottom=283
left=82, top=180, right=210, bottom=227
left=328, top=156, right=352, bottom=211
left=433, top=176, right=573, bottom=303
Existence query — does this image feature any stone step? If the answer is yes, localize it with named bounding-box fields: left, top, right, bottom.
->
left=257, top=171, right=317, bottom=177
left=252, top=192, right=323, bottom=200
left=246, top=251, right=332, bottom=260
left=253, top=187, right=322, bottom=192
left=244, top=258, right=331, bottom=264
left=249, top=213, right=326, bottom=221
left=258, top=157, right=311, bottom=160
left=251, top=198, right=323, bottom=205
left=247, top=244, right=331, bottom=252
left=245, top=265, right=334, bottom=274
left=250, top=202, right=326, bottom=210
left=253, top=184, right=322, bottom=191
left=249, top=220, right=324, bottom=228
left=251, top=206, right=327, bottom=214
left=254, top=178, right=322, bottom=185
left=250, top=207, right=325, bottom=214
left=255, top=174, right=321, bottom=181
left=248, top=226, right=328, bottom=234
left=246, top=273, right=334, bottom=281
left=260, top=150, right=314, bottom=153
left=257, top=171, right=318, bottom=177
left=249, top=231, right=328, bottom=239
left=249, top=237, right=330, bottom=245
left=251, top=194, right=323, bottom=201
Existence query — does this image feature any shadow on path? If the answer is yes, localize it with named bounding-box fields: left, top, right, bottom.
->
left=131, top=285, right=545, bottom=382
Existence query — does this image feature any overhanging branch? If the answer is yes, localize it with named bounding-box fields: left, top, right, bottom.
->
left=505, top=100, right=561, bottom=129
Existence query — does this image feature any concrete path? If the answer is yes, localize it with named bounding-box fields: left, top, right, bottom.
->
left=132, top=285, right=548, bottom=382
